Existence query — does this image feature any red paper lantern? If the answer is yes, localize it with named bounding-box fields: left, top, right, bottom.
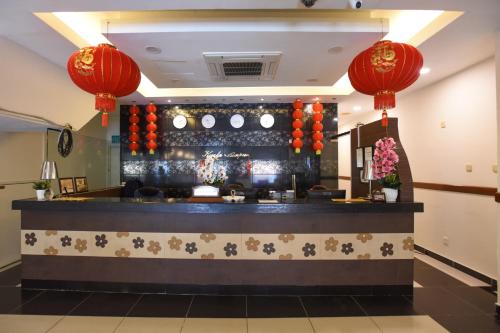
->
left=312, top=113, right=323, bottom=122
left=128, top=104, right=140, bottom=156
left=145, top=102, right=158, bottom=155
left=312, top=122, right=323, bottom=132
left=311, top=101, right=324, bottom=155
left=291, top=99, right=304, bottom=154
left=312, top=141, right=324, bottom=152
left=348, top=40, right=423, bottom=126
left=312, top=132, right=323, bottom=141
left=67, top=43, right=141, bottom=127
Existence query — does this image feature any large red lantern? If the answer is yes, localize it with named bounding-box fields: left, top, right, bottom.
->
left=348, top=40, right=423, bottom=126
left=67, top=43, right=141, bottom=127
left=145, top=102, right=158, bottom=155
left=128, top=104, right=140, bottom=156
left=291, top=99, right=304, bottom=154
left=311, top=101, right=324, bottom=155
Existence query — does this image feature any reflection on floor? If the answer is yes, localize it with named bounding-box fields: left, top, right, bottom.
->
left=0, top=255, right=498, bottom=333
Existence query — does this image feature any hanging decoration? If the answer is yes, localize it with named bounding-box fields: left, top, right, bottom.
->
left=348, top=40, right=423, bottom=127
left=291, top=99, right=304, bottom=154
left=311, top=101, right=324, bottom=155
left=128, top=104, right=140, bottom=156
left=67, top=43, right=141, bottom=127
left=145, top=102, right=158, bottom=155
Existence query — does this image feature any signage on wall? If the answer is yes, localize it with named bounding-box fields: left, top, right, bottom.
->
left=202, top=150, right=250, bottom=160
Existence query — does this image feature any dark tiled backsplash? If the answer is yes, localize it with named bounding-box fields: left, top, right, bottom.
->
left=120, top=103, right=338, bottom=190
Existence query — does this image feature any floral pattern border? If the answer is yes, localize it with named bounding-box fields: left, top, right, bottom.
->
left=22, top=230, right=414, bottom=261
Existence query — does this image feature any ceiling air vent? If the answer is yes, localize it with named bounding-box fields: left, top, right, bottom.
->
left=203, top=52, right=281, bottom=81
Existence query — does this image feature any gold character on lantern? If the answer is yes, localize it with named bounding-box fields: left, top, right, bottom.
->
left=74, top=47, right=96, bottom=76
left=371, top=41, right=397, bottom=73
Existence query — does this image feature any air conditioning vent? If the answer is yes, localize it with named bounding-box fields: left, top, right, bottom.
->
left=203, top=52, right=281, bottom=81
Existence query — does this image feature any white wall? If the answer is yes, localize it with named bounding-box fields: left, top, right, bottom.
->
left=495, top=31, right=500, bottom=305
left=339, top=57, right=498, bottom=279
left=0, top=36, right=96, bottom=131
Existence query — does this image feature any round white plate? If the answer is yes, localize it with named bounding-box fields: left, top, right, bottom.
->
left=260, top=113, right=274, bottom=128
left=201, top=114, right=216, bottom=129
left=230, top=114, right=245, bottom=129
left=173, top=115, right=187, bottom=129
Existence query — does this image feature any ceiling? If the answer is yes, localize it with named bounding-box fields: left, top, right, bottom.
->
left=0, top=0, right=499, bottom=130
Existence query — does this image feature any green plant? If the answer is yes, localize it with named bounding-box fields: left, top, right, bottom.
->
left=378, top=173, right=401, bottom=189
left=32, top=180, right=51, bottom=190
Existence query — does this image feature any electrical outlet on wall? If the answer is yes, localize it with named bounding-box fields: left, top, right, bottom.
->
left=493, top=165, right=498, bottom=174
left=465, top=164, right=472, bottom=172
left=443, top=236, right=449, bottom=246
left=440, top=121, right=446, bottom=128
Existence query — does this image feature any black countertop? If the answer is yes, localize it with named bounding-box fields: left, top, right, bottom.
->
left=12, top=197, right=424, bottom=214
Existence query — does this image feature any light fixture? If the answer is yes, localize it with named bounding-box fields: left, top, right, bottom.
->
left=327, top=46, right=344, bottom=54
left=333, top=117, right=338, bottom=122
left=167, top=99, right=172, bottom=103
left=40, top=161, right=58, bottom=180
left=175, top=106, right=179, bottom=109
left=145, top=46, right=162, bottom=54
left=353, top=105, right=362, bottom=111
left=420, top=67, right=431, bottom=75
left=260, top=98, right=264, bottom=101
left=259, top=105, right=263, bottom=109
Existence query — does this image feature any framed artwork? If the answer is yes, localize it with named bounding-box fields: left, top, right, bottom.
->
left=372, top=191, right=386, bottom=203
left=356, top=148, right=364, bottom=168
left=364, top=146, right=373, bottom=162
left=74, top=177, right=88, bottom=193
left=58, top=178, right=75, bottom=194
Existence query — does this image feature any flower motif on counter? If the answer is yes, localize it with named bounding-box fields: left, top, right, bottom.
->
left=262, top=243, right=276, bottom=255
left=116, top=232, right=129, bottom=238
left=115, top=248, right=130, bottom=258
left=278, top=234, right=295, bottom=243
left=24, top=232, right=37, bottom=246
left=200, top=233, right=216, bottom=243
left=44, top=246, right=58, bottom=256
left=279, top=254, right=293, bottom=260
left=245, top=237, right=260, bottom=251
left=324, top=237, right=339, bottom=252
left=60, top=235, right=72, bottom=247
left=356, top=233, right=373, bottom=243
left=380, top=242, right=394, bottom=257
left=95, top=234, right=108, bottom=248
left=185, top=242, right=198, bottom=254
left=302, top=243, right=316, bottom=257
left=132, top=237, right=145, bottom=249
left=402, top=237, right=414, bottom=251
left=45, top=230, right=58, bottom=236
left=201, top=253, right=215, bottom=260
left=168, top=236, right=182, bottom=250
left=224, top=242, right=238, bottom=257
left=341, top=243, right=354, bottom=255
left=147, top=241, right=162, bottom=255
left=357, top=253, right=371, bottom=260
left=74, top=239, right=87, bottom=253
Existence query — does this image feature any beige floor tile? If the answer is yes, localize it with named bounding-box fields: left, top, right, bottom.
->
left=0, top=314, right=63, bottom=333
left=115, top=317, right=184, bottom=333
left=182, top=318, right=246, bottom=333
left=47, top=315, right=123, bottom=333
left=371, top=315, right=448, bottom=333
left=310, top=317, right=381, bottom=333
left=248, top=318, right=314, bottom=333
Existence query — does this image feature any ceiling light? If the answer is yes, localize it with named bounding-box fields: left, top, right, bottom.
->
left=314, top=97, right=320, bottom=101
left=259, top=105, right=263, bottom=109
left=175, top=106, right=179, bottom=109
left=306, top=78, right=318, bottom=82
left=260, top=98, right=264, bottom=101
left=167, top=99, right=172, bottom=103
left=328, top=46, right=344, bottom=54
left=353, top=106, right=362, bottom=111
left=420, top=67, right=431, bottom=75
left=145, top=46, right=162, bottom=54
left=333, top=117, right=338, bottom=122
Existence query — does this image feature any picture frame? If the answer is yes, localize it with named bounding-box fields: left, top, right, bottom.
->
left=58, top=178, right=75, bottom=194
left=74, top=177, right=88, bottom=193
left=364, top=146, right=373, bottom=162
left=372, top=191, right=386, bottom=203
left=356, top=147, right=364, bottom=168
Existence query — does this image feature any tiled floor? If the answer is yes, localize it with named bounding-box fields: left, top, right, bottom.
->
left=0, top=256, right=498, bottom=332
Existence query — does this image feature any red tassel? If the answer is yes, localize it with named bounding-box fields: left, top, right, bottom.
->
left=381, top=110, right=388, bottom=127
left=101, top=112, right=109, bottom=127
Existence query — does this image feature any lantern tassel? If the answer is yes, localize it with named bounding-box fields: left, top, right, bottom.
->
left=101, top=112, right=109, bottom=127
left=381, top=110, right=388, bottom=127
left=315, top=150, right=321, bottom=155
left=131, top=150, right=137, bottom=156
left=295, top=148, right=301, bottom=154
left=149, top=149, right=155, bottom=155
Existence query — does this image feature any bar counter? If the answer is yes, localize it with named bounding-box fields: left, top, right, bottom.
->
left=13, top=198, right=423, bottom=295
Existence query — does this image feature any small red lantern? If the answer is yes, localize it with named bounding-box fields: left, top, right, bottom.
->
left=348, top=40, right=423, bottom=127
left=145, top=102, right=158, bottom=155
left=67, top=44, right=141, bottom=127
left=291, top=99, right=304, bottom=154
left=128, top=104, right=140, bottom=156
left=311, top=101, right=324, bottom=155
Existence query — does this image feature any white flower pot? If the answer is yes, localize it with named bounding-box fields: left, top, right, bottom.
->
left=36, top=189, right=46, bottom=201
left=382, top=188, right=398, bottom=203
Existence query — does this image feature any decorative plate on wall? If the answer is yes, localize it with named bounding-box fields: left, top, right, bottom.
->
left=173, top=115, right=187, bottom=129
left=230, top=114, right=245, bottom=129
left=260, top=114, right=275, bottom=128
left=201, top=114, right=216, bottom=129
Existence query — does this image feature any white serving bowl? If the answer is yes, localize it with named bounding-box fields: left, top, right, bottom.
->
left=222, top=195, right=245, bottom=203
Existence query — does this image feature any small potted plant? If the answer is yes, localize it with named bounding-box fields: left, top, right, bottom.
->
left=372, top=137, right=401, bottom=202
left=32, top=180, right=51, bottom=201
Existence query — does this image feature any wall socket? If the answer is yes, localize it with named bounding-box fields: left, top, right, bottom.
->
left=443, top=236, right=449, bottom=246
left=493, top=165, right=498, bottom=174
left=440, top=121, right=446, bottom=128
left=465, top=164, right=472, bottom=172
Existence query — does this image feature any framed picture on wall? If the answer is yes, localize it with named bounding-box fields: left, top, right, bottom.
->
left=356, top=148, right=364, bottom=168
left=74, top=177, right=88, bottom=193
left=364, top=146, right=373, bottom=162
left=58, top=178, right=75, bottom=194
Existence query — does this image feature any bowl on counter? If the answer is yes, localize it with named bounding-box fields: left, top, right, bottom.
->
left=222, top=195, right=245, bottom=203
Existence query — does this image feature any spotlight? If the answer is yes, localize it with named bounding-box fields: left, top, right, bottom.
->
left=302, top=0, right=318, bottom=8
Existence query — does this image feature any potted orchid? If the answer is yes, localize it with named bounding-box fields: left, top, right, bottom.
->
left=372, top=137, right=401, bottom=202
left=197, top=155, right=228, bottom=186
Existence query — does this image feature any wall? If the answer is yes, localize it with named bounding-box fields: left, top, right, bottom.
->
left=0, top=132, right=44, bottom=267
left=120, top=103, right=338, bottom=195
left=495, top=31, right=500, bottom=305
left=339, top=57, right=498, bottom=279
left=0, top=36, right=95, bottom=131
